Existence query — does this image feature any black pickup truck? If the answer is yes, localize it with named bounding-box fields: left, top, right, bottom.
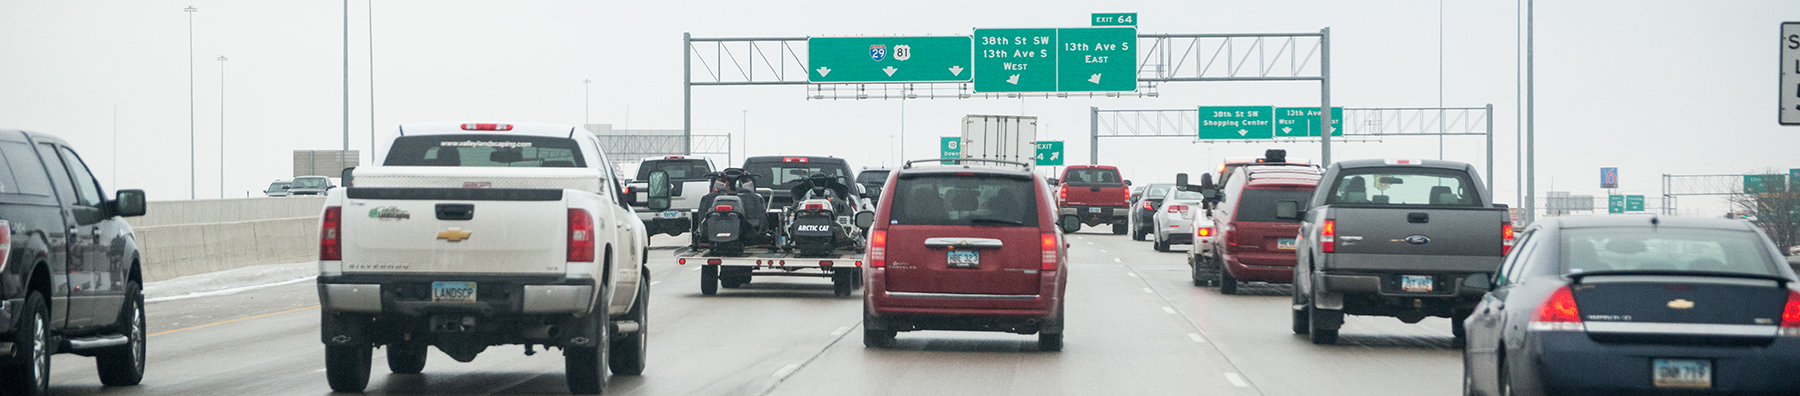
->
left=0, top=129, right=148, bottom=395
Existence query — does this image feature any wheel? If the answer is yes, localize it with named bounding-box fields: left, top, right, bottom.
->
left=1131, top=219, right=1146, bottom=240
left=1154, top=235, right=1170, bottom=252
left=863, top=329, right=896, bottom=348
left=1219, top=267, right=1239, bottom=295
left=1291, top=271, right=1310, bottom=335
left=1037, top=332, right=1063, bottom=352
left=565, top=293, right=613, bottom=394
left=97, top=280, right=146, bottom=386
left=1111, top=222, right=1127, bottom=235
left=700, top=265, right=719, bottom=295
left=1191, top=255, right=1207, bottom=287
left=1497, top=351, right=1514, bottom=396
left=851, top=268, right=864, bottom=289
left=1451, top=310, right=1470, bottom=349
left=1308, top=305, right=1341, bottom=345
left=386, top=344, right=428, bottom=374
left=610, top=274, right=649, bottom=376
left=832, top=271, right=854, bottom=297
left=1, top=292, right=50, bottom=396
left=325, top=343, right=372, bottom=392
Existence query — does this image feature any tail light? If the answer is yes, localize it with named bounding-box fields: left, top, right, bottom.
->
left=1058, top=186, right=1067, bottom=202
left=568, top=209, right=595, bottom=262
left=1143, top=201, right=1153, bottom=211
left=1041, top=233, right=1059, bottom=271
left=0, top=220, right=13, bottom=272
left=715, top=205, right=734, bottom=212
left=1196, top=227, right=1213, bottom=237
left=1781, top=289, right=1800, bottom=336
left=1528, top=286, right=1583, bottom=331
left=460, top=123, right=513, bottom=131
left=1124, top=187, right=1131, bottom=202
left=1320, top=219, right=1336, bottom=253
left=1167, top=204, right=1188, bottom=214
left=804, top=202, right=826, bottom=210
left=1225, top=223, right=1239, bottom=247
left=320, top=206, right=342, bottom=261
left=1502, top=222, right=1516, bottom=255
left=868, top=230, right=887, bottom=268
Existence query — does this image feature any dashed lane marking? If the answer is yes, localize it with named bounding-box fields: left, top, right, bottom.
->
left=1114, top=258, right=1122, bottom=263
left=692, top=267, right=702, bottom=271
left=1142, top=288, right=1154, bottom=293
left=1188, top=333, right=1207, bottom=343
left=773, top=363, right=801, bottom=379
left=1126, top=272, right=1137, bottom=277
left=1224, top=373, right=1249, bottom=387
left=829, top=326, right=851, bottom=336
left=149, top=305, right=320, bottom=337
left=1162, top=307, right=1176, bottom=314
left=650, top=281, right=662, bottom=285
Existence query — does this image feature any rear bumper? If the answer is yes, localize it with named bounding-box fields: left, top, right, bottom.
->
left=317, top=275, right=597, bottom=315
left=1060, top=206, right=1129, bottom=225
left=635, top=210, right=694, bottom=235
left=1518, top=331, right=1800, bottom=395
left=1157, top=221, right=1193, bottom=242
left=864, top=268, right=1062, bottom=333
left=1224, top=251, right=1297, bottom=283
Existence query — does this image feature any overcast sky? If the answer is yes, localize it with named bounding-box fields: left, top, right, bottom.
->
left=2, top=0, right=1795, bottom=217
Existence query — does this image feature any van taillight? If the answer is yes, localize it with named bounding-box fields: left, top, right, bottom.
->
left=1041, top=233, right=1058, bottom=271
left=568, top=209, right=595, bottom=262
left=1528, top=286, right=1583, bottom=331
left=320, top=206, right=342, bottom=261
left=1502, top=222, right=1516, bottom=255
left=1320, top=219, right=1336, bottom=253
left=1781, top=290, right=1800, bottom=336
left=868, top=230, right=887, bottom=268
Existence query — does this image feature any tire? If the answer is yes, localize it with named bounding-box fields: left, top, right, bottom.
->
left=700, top=265, right=719, bottom=295
left=1154, top=235, right=1170, bottom=252
left=832, top=271, right=853, bottom=297
left=1131, top=218, right=1146, bottom=240
left=565, top=293, right=613, bottom=394
left=1, top=292, right=50, bottom=396
left=1219, top=267, right=1239, bottom=295
left=1291, top=271, right=1310, bottom=335
left=97, top=280, right=147, bottom=386
left=851, top=269, right=864, bottom=290
left=610, top=274, right=649, bottom=376
left=325, top=343, right=372, bottom=393
left=1191, top=255, right=1206, bottom=287
left=720, top=277, right=743, bottom=289
left=386, top=344, right=428, bottom=374
left=863, top=329, right=896, bottom=348
left=1497, top=352, right=1514, bottom=396
left=1308, top=305, right=1341, bottom=345
left=1111, top=222, right=1127, bottom=235
left=1037, top=332, right=1063, bottom=352
left=1451, top=311, right=1470, bottom=349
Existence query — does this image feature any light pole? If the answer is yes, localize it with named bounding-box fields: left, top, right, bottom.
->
left=218, top=55, right=227, bottom=198
left=341, top=0, right=349, bottom=177
left=741, top=110, right=747, bottom=162
left=369, top=0, right=375, bottom=165
left=583, top=79, right=591, bottom=125
left=185, top=5, right=197, bottom=199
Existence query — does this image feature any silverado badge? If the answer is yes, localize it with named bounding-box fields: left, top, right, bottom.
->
left=1667, top=299, right=1695, bottom=309
left=438, top=228, right=472, bottom=242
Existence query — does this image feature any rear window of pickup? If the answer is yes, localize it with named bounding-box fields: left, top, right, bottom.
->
left=384, top=135, right=585, bottom=168
left=1062, top=168, right=1121, bottom=187
left=1326, top=167, right=1480, bottom=207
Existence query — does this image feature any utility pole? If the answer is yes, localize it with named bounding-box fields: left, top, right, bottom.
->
left=218, top=55, right=227, bottom=198
left=185, top=5, right=197, bottom=199
left=1526, top=0, right=1536, bottom=223
left=1319, top=27, right=1333, bottom=166
left=369, top=0, right=375, bottom=165
left=342, top=0, right=350, bottom=176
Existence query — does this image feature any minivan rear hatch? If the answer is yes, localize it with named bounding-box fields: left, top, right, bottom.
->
left=882, top=172, right=1043, bottom=296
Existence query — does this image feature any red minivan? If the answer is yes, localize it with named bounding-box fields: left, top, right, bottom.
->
left=863, top=160, right=1069, bottom=351
left=1203, top=163, right=1322, bottom=294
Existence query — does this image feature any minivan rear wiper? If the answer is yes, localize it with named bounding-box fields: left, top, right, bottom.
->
left=969, top=218, right=1025, bottom=227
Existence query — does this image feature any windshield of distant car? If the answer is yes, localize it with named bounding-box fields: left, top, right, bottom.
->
left=636, top=159, right=710, bottom=180
left=857, top=170, right=890, bottom=185
left=384, top=135, right=585, bottom=168
left=1143, top=185, right=1171, bottom=200
left=267, top=182, right=290, bottom=191
left=889, top=174, right=1038, bottom=227
left=1169, top=190, right=1204, bottom=200
left=291, top=178, right=329, bottom=189
left=1561, top=227, right=1780, bottom=276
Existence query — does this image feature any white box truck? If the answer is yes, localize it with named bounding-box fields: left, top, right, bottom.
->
left=959, top=115, right=1038, bottom=169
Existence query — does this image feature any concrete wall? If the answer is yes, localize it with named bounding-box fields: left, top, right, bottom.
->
left=133, top=197, right=325, bottom=282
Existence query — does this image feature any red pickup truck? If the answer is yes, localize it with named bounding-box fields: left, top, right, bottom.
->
left=1054, top=165, right=1132, bottom=234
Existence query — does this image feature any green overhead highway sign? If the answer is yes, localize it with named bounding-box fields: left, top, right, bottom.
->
left=1745, top=174, right=1788, bottom=193
left=808, top=36, right=972, bottom=83
left=1626, top=195, right=1645, bottom=212
left=941, top=137, right=961, bottom=164
left=1274, top=107, right=1343, bottom=137
left=1197, top=106, right=1274, bottom=139
left=1608, top=195, right=1625, bottom=214
left=973, top=28, right=1058, bottom=92
left=1057, top=27, right=1137, bottom=92
left=1035, top=141, right=1064, bottom=166
left=1091, top=13, right=1137, bottom=26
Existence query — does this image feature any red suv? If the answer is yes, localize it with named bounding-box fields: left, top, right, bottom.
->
left=1188, top=157, right=1322, bottom=294
left=1054, top=165, right=1131, bottom=234
left=863, top=159, right=1069, bottom=351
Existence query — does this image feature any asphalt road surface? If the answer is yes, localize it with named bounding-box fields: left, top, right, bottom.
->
left=42, top=231, right=1462, bottom=395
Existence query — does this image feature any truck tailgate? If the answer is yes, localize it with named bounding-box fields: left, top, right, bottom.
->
left=1328, top=207, right=1506, bottom=272
left=343, top=193, right=567, bottom=275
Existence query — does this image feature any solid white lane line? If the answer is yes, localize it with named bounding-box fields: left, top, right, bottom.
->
left=1224, top=373, right=1248, bottom=387
left=829, top=326, right=851, bottom=336
left=1162, top=307, right=1177, bottom=314
left=773, top=363, right=801, bottom=379
left=1187, top=333, right=1207, bottom=343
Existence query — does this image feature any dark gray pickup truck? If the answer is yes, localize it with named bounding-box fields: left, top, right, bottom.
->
left=1290, top=159, right=1511, bottom=346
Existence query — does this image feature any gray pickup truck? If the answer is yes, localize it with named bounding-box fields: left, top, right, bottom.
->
left=1290, top=159, right=1511, bottom=346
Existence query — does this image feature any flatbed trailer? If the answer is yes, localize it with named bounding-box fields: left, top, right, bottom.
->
left=674, top=246, right=866, bottom=297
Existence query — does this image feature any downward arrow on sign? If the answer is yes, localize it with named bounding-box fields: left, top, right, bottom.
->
left=1087, top=74, right=1102, bottom=84
left=1238, top=129, right=1249, bottom=136
left=816, top=67, right=832, bottom=77
left=883, top=66, right=897, bottom=76
left=949, top=66, right=964, bottom=76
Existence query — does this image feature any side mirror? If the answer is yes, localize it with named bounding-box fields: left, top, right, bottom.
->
left=341, top=167, right=355, bottom=187
left=114, top=189, right=147, bottom=217
left=1198, top=173, right=1221, bottom=200
left=1058, top=215, right=1081, bottom=234
left=1462, top=273, right=1493, bottom=292
left=855, top=211, right=876, bottom=229
left=1274, top=200, right=1302, bottom=220
left=1175, top=173, right=1190, bottom=191
left=1046, top=178, right=1060, bottom=186
left=1124, top=180, right=1133, bottom=186
left=646, top=170, right=673, bottom=212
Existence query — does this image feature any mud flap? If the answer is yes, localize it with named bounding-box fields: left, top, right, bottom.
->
left=320, top=310, right=370, bottom=347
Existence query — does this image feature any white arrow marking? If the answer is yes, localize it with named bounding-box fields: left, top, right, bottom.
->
left=1238, top=129, right=1249, bottom=136
left=1088, top=73, right=1102, bottom=84
left=883, top=66, right=897, bottom=76
left=1282, top=127, right=1292, bottom=134
left=1006, top=74, right=1020, bottom=85
left=948, top=65, right=964, bottom=76
left=815, top=67, right=831, bottom=77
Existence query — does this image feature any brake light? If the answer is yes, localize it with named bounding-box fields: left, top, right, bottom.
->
left=320, top=206, right=342, bottom=261
left=820, top=261, right=834, bottom=267
left=1781, top=290, right=1800, bottom=336
left=665, top=156, right=685, bottom=159
left=1320, top=219, right=1336, bottom=253
left=1059, top=186, right=1067, bottom=201
left=567, top=209, right=595, bottom=262
left=869, top=230, right=887, bottom=268
left=707, top=259, right=722, bottom=265
left=1197, top=227, right=1213, bottom=237
left=460, top=123, right=513, bottom=131
left=1167, top=204, right=1188, bottom=214
left=804, top=202, right=826, bottom=210
left=1124, top=187, right=1131, bottom=201
left=1529, top=286, right=1583, bottom=331
left=1502, top=222, right=1515, bottom=255
left=1041, top=233, right=1059, bottom=271
left=715, top=205, right=734, bottom=212
left=783, top=157, right=809, bottom=163
left=1143, top=201, right=1153, bottom=211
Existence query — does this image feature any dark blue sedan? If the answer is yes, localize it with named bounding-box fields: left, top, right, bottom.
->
left=1462, top=216, right=1800, bottom=395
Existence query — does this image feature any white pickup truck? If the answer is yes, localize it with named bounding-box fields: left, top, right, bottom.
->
left=623, top=156, right=714, bottom=238
left=317, top=122, right=649, bottom=394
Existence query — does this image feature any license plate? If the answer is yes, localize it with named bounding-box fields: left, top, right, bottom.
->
left=946, top=250, right=980, bottom=268
left=1088, top=207, right=1101, bottom=213
left=432, top=281, right=477, bottom=303
left=658, top=210, right=681, bottom=219
left=1653, top=359, right=1711, bottom=388
left=1277, top=238, right=1297, bottom=250
left=1400, top=275, right=1433, bottom=292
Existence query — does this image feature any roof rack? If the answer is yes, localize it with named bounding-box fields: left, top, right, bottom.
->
left=903, top=158, right=1030, bottom=169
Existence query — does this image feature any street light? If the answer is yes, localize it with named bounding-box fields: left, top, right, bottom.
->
left=185, top=5, right=197, bottom=199
left=218, top=55, right=227, bottom=199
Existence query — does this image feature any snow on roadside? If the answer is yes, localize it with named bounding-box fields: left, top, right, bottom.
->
left=145, top=261, right=316, bottom=303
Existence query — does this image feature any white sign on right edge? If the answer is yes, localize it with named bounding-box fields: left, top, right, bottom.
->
left=1783, top=22, right=1800, bottom=125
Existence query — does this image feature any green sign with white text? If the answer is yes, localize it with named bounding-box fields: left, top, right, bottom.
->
left=1057, top=27, right=1137, bottom=92
left=1626, top=195, right=1645, bottom=212
left=808, top=36, right=972, bottom=83
left=1091, top=13, right=1137, bottom=26
left=1608, top=195, right=1625, bottom=214
left=973, top=28, right=1058, bottom=92
left=1035, top=141, right=1064, bottom=166
left=941, top=137, right=962, bottom=164
left=1274, top=107, right=1344, bottom=137
left=1197, top=106, right=1275, bottom=139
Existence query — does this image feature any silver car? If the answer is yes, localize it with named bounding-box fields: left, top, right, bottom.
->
left=264, top=180, right=291, bottom=197
left=1151, top=188, right=1207, bottom=252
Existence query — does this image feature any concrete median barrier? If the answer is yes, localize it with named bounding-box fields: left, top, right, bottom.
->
left=132, top=196, right=325, bottom=282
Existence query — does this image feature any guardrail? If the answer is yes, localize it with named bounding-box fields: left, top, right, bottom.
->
left=134, top=196, right=325, bottom=282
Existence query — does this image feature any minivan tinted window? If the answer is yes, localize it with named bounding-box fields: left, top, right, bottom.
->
left=636, top=159, right=710, bottom=181
left=890, top=174, right=1038, bottom=227
left=384, top=135, right=585, bottom=168
left=1235, top=188, right=1315, bottom=223
left=1063, top=168, right=1121, bottom=186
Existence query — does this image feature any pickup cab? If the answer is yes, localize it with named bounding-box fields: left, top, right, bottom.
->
left=0, top=130, right=149, bottom=395
left=1053, top=165, right=1132, bottom=235
left=317, top=122, right=649, bottom=394
left=1290, top=159, right=1511, bottom=346
left=624, top=156, right=713, bottom=237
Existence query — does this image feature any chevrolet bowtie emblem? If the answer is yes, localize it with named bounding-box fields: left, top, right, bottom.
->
left=438, top=228, right=472, bottom=242
left=1667, top=299, right=1695, bottom=309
